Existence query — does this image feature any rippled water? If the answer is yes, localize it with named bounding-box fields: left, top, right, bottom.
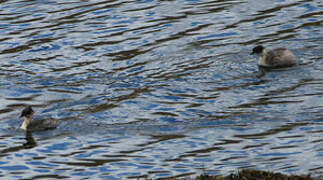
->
left=0, top=0, right=322, bottom=179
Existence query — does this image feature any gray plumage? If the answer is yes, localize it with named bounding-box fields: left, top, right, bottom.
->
left=26, top=118, right=58, bottom=131
left=20, top=106, right=58, bottom=132
left=251, top=45, right=297, bottom=68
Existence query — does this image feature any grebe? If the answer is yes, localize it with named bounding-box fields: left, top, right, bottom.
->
left=20, top=106, right=58, bottom=131
left=251, top=45, right=297, bottom=68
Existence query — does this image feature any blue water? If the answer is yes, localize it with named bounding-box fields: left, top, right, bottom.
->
left=0, top=0, right=322, bottom=179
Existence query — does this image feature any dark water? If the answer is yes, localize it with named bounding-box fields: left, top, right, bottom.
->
left=0, top=0, right=322, bottom=179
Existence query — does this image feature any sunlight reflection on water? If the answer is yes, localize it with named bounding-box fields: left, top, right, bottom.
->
left=0, top=0, right=322, bottom=179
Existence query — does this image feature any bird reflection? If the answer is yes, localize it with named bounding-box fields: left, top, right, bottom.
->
left=23, top=131, right=37, bottom=148
left=257, top=66, right=269, bottom=77
left=1, top=131, right=37, bottom=154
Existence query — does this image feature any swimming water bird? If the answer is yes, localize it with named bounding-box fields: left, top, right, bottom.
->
left=20, top=106, right=58, bottom=131
left=251, top=45, right=297, bottom=68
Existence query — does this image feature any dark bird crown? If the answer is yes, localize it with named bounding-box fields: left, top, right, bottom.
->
left=251, top=45, right=265, bottom=55
left=20, top=106, right=34, bottom=118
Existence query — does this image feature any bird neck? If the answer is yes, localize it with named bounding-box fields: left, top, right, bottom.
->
left=20, top=116, right=32, bottom=131
left=258, top=48, right=268, bottom=66
left=261, top=48, right=268, bottom=57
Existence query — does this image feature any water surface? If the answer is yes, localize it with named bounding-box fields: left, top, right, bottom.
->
left=0, top=0, right=322, bottom=179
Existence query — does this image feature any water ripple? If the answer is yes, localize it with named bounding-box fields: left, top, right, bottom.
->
left=0, top=0, right=322, bottom=179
